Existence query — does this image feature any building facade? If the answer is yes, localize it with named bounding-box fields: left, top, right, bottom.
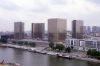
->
left=87, top=26, right=91, bottom=34
left=83, top=26, right=87, bottom=34
left=48, top=18, right=67, bottom=42
left=14, top=22, right=24, bottom=39
left=65, top=38, right=100, bottom=51
left=92, top=26, right=100, bottom=33
left=92, top=26, right=100, bottom=36
left=32, top=23, right=45, bottom=39
left=72, top=20, right=84, bottom=39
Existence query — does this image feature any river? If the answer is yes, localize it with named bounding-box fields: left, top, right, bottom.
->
left=0, top=47, right=100, bottom=66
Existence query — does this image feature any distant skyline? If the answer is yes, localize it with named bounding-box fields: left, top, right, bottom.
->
left=0, top=0, right=100, bottom=32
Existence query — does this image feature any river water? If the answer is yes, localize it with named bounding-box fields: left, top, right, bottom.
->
left=0, top=47, right=100, bottom=66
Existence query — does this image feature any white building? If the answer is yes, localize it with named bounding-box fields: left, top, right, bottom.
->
left=65, top=38, right=100, bottom=51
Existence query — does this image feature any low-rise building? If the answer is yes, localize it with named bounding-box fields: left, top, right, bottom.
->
left=65, top=38, right=100, bottom=51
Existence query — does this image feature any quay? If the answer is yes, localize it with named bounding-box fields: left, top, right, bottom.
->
left=0, top=44, right=100, bottom=63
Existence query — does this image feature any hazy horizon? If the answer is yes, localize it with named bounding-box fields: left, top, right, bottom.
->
left=0, top=0, right=100, bottom=32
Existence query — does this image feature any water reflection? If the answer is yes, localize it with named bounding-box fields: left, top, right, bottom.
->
left=48, top=56, right=67, bottom=66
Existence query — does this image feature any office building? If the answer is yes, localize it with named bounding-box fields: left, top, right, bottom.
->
left=14, top=22, right=24, bottom=39
left=72, top=20, right=84, bottom=39
left=83, top=26, right=87, bottom=34
left=83, top=26, right=91, bottom=35
left=92, top=26, right=100, bottom=33
left=32, top=23, right=45, bottom=39
left=87, top=26, right=91, bottom=34
left=48, top=18, right=67, bottom=42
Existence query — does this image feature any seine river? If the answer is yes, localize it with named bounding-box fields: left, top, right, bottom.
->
left=0, top=47, right=100, bottom=66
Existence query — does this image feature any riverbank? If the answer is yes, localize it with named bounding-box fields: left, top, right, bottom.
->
left=0, top=44, right=100, bottom=63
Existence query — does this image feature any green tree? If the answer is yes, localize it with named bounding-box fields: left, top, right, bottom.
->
left=87, top=49, right=92, bottom=55
left=65, top=47, right=71, bottom=53
left=55, top=44, right=65, bottom=51
left=0, top=38, right=7, bottom=43
left=49, top=42, right=54, bottom=49
left=71, top=46, right=74, bottom=49
left=17, top=41, right=23, bottom=46
left=87, top=49, right=100, bottom=59
left=29, top=42, right=36, bottom=47
left=24, top=41, right=28, bottom=46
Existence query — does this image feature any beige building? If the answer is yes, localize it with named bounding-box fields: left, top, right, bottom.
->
left=32, top=23, right=45, bottom=39
left=48, top=18, right=67, bottom=42
left=72, top=20, right=84, bottom=39
left=14, top=22, right=24, bottom=39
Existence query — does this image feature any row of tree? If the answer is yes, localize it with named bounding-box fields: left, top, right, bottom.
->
left=87, top=49, right=100, bottom=59
left=12, top=41, right=36, bottom=47
left=0, top=38, right=7, bottom=43
left=49, top=42, right=73, bottom=53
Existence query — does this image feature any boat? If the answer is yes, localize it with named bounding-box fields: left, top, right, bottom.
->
left=40, top=51, right=47, bottom=54
left=56, top=54, right=72, bottom=60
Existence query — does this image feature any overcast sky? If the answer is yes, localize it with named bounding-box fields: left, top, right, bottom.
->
left=0, top=0, right=100, bottom=32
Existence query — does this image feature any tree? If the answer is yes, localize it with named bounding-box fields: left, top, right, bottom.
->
left=29, top=42, right=36, bottom=47
left=55, top=44, right=65, bottom=51
left=88, top=49, right=97, bottom=56
left=24, top=41, right=28, bottom=46
left=87, top=49, right=92, bottom=55
left=17, top=41, right=23, bottom=46
left=0, top=38, right=7, bottom=43
left=49, top=42, right=54, bottom=49
left=71, top=46, right=74, bottom=49
left=87, top=49, right=100, bottom=59
left=65, top=47, right=71, bottom=53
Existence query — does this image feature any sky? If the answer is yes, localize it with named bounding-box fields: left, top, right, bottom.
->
left=0, top=0, right=100, bottom=32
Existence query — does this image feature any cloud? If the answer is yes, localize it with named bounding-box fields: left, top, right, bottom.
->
left=89, top=0, right=100, bottom=5
left=50, top=0, right=66, bottom=5
left=0, top=0, right=19, bottom=10
left=0, top=0, right=100, bottom=31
